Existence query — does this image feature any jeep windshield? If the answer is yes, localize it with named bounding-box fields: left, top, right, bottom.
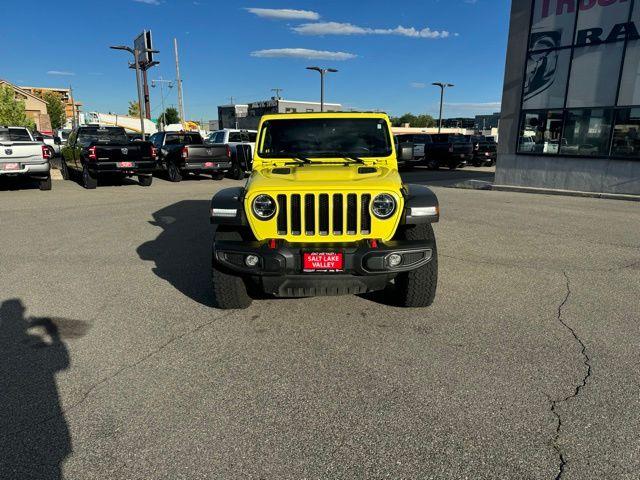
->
left=259, top=118, right=393, bottom=159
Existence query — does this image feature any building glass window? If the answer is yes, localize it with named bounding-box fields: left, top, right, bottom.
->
left=560, top=108, right=613, bottom=156
left=530, top=0, right=577, bottom=50
left=523, top=48, right=571, bottom=109
left=617, top=40, right=640, bottom=106
left=518, top=110, right=564, bottom=154
left=574, top=0, right=631, bottom=45
left=566, top=43, right=624, bottom=107
left=611, top=108, right=640, bottom=158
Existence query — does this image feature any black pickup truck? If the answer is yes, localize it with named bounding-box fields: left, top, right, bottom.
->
left=471, top=135, right=497, bottom=167
left=425, top=134, right=473, bottom=170
left=149, top=132, right=232, bottom=182
left=60, top=126, right=156, bottom=189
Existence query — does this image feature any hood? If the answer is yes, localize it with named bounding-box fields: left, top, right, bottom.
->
left=248, top=164, right=402, bottom=193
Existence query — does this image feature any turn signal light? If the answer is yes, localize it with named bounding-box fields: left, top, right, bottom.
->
left=41, top=145, right=51, bottom=159
left=88, top=146, right=97, bottom=161
left=151, top=146, right=158, bottom=159
left=181, top=146, right=188, bottom=159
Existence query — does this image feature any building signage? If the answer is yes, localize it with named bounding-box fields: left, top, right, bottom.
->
left=540, top=0, right=629, bottom=18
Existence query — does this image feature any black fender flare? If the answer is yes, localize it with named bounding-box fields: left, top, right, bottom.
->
left=401, top=184, right=440, bottom=224
left=210, top=187, right=248, bottom=226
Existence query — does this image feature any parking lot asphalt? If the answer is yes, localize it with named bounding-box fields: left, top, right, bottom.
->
left=1, top=168, right=638, bottom=480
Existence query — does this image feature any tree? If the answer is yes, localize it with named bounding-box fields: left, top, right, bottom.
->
left=128, top=100, right=140, bottom=117
left=0, top=85, right=36, bottom=130
left=390, top=113, right=436, bottom=128
left=41, top=91, right=66, bottom=130
left=160, top=107, right=180, bottom=125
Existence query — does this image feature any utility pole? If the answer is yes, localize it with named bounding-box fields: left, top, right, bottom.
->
left=271, top=88, right=283, bottom=100
left=306, top=67, right=338, bottom=112
left=432, top=82, right=454, bottom=134
left=229, top=96, right=235, bottom=105
left=151, top=77, right=174, bottom=131
left=69, top=84, right=77, bottom=129
left=174, top=38, right=186, bottom=127
left=142, top=69, right=151, bottom=119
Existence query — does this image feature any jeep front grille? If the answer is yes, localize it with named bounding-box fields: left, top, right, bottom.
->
left=276, top=193, right=372, bottom=237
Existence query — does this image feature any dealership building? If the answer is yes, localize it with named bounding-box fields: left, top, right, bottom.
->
left=498, top=0, right=640, bottom=196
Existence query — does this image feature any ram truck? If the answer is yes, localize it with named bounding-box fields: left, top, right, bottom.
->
left=0, top=126, right=52, bottom=190
left=150, top=131, right=232, bottom=182
left=60, top=126, right=156, bottom=189
left=209, top=112, right=440, bottom=309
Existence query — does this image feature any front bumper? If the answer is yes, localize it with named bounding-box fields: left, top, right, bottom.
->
left=213, top=238, right=434, bottom=297
left=0, top=162, right=50, bottom=178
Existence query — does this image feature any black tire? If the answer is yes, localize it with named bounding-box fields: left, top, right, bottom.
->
left=426, top=159, right=439, bottom=170
left=82, top=164, right=97, bottom=189
left=38, top=175, right=52, bottom=191
left=60, top=158, right=70, bottom=180
left=228, top=156, right=244, bottom=180
left=211, top=172, right=225, bottom=180
left=448, top=164, right=457, bottom=170
left=386, top=223, right=438, bottom=308
left=211, top=228, right=252, bottom=309
left=138, top=175, right=153, bottom=187
left=167, top=162, right=182, bottom=182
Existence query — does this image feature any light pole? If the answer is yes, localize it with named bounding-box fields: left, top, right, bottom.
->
left=152, top=77, right=174, bottom=131
left=306, top=67, right=338, bottom=112
left=432, top=82, right=454, bottom=133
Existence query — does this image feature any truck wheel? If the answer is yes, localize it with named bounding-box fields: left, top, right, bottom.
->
left=82, top=164, right=97, bottom=189
left=60, top=159, right=70, bottom=180
left=167, top=162, right=182, bottom=182
left=138, top=175, right=153, bottom=187
left=212, top=228, right=252, bottom=309
left=39, top=175, right=52, bottom=191
left=388, top=223, right=438, bottom=308
left=211, top=172, right=225, bottom=180
left=228, top=159, right=244, bottom=180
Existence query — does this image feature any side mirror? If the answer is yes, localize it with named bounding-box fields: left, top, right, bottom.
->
left=35, top=135, right=44, bottom=142
left=398, top=142, right=414, bottom=162
left=54, top=136, right=62, bottom=145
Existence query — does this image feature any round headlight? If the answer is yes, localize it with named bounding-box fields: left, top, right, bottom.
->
left=252, top=194, right=276, bottom=220
left=371, top=193, right=396, bottom=219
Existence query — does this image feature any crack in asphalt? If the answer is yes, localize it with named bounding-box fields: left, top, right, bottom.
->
left=549, top=272, right=592, bottom=480
left=3, top=310, right=235, bottom=439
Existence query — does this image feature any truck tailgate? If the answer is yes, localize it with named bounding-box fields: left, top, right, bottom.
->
left=94, top=143, right=152, bottom=162
left=185, top=145, right=228, bottom=161
left=0, top=142, right=44, bottom=164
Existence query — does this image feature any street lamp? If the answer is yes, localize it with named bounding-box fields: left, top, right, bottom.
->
left=432, top=82, right=454, bottom=134
left=306, top=66, right=338, bottom=112
left=152, top=77, right=174, bottom=131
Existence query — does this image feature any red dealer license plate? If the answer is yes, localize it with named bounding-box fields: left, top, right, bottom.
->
left=1, top=163, right=20, bottom=171
left=118, top=161, right=134, bottom=168
left=204, top=162, right=215, bottom=168
left=303, top=252, right=344, bottom=272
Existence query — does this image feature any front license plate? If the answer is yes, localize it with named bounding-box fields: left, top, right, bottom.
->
left=303, top=252, right=344, bottom=272
left=1, top=163, right=20, bottom=171
left=204, top=162, right=215, bottom=168
left=118, top=161, right=134, bottom=168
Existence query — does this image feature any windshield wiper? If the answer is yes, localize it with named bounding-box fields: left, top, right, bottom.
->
left=314, top=152, right=365, bottom=164
left=281, top=155, right=312, bottom=165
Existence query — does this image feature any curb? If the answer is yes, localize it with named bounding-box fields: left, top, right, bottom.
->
left=492, top=185, right=640, bottom=202
left=50, top=169, right=63, bottom=180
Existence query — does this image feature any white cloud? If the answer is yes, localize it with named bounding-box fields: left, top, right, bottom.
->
left=46, top=70, right=75, bottom=76
left=293, top=22, right=453, bottom=39
left=133, top=0, right=160, bottom=4
left=246, top=8, right=320, bottom=20
left=251, top=48, right=356, bottom=61
left=410, top=82, right=426, bottom=89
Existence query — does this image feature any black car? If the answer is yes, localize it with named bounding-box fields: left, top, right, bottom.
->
left=60, top=126, right=156, bottom=189
left=471, top=135, right=497, bottom=167
left=149, top=132, right=232, bottom=182
left=425, top=134, right=473, bottom=170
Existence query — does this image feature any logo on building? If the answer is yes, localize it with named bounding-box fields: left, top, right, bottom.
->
left=524, top=31, right=561, bottom=103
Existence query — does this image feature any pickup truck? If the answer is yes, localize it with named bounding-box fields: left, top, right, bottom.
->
left=206, top=129, right=257, bottom=179
left=60, top=126, right=156, bottom=189
left=149, top=131, right=232, bottom=182
left=0, top=126, right=52, bottom=190
left=209, top=112, right=439, bottom=309
left=471, top=135, right=497, bottom=167
left=394, top=133, right=432, bottom=167
left=424, top=134, right=473, bottom=170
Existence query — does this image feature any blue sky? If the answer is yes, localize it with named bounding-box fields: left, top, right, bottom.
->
left=3, top=0, right=510, bottom=121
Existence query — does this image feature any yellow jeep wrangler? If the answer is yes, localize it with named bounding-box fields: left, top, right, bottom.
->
left=209, top=112, right=439, bottom=309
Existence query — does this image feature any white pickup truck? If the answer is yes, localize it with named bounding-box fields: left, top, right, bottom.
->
left=0, top=126, right=52, bottom=190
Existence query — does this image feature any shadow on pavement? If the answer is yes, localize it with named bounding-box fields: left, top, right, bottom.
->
left=0, top=299, right=89, bottom=479
left=401, top=166, right=495, bottom=188
left=137, top=200, right=215, bottom=307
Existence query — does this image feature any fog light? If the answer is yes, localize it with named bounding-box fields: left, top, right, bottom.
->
left=387, top=253, right=402, bottom=268
left=245, top=255, right=260, bottom=267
